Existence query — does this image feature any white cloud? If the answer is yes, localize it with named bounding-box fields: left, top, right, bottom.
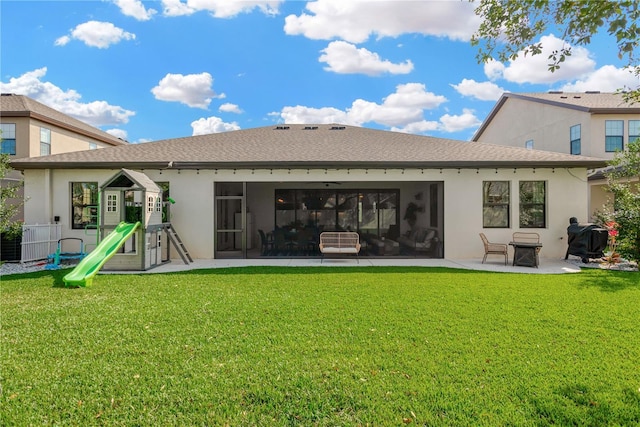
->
left=113, top=0, right=157, bottom=21
left=392, top=109, right=481, bottom=135
left=560, top=65, right=640, bottom=93
left=499, top=34, right=595, bottom=84
left=482, top=33, right=638, bottom=93
left=274, top=83, right=447, bottom=130
left=284, top=0, right=479, bottom=43
left=219, top=103, right=243, bottom=114
left=391, top=120, right=440, bottom=134
left=278, top=106, right=349, bottom=125
left=484, top=60, right=505, bottom=81
left=319, top=41, right=413, bottom=76
left=55, top=21, right=135, bottom=49
left=191, top=116, right=240, bottom=135
left=439, top=109, right=482, bottom=133
left=151, top=72, right=217, bottom=108
left=162, top=0, right=283, bottom=18
left=54, top=35, right=71, bottom=47
left=452, top=79, right=504, bottom=101
left=0, top=68, right=135, bottom=127
left=105, top=128, right=128, bottom=140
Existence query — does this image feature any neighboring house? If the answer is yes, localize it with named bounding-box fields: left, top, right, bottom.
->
left=0, top=93, right=127, bottom=260
left=11, top=124, right=606, bottom=263
left=472, top=91, right=640, bottom=219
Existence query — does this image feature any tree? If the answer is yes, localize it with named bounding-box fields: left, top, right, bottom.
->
left=0, top=153, right=23, bottom=238
left=599, top=139, right=640, bottom=263
left=471, top=0, right=640, bottom=103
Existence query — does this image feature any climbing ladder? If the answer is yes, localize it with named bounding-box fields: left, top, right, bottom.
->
left=166, top=224, right=193, bottom=264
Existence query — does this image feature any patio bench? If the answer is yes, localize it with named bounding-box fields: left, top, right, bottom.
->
left=319, top=232, right=361, bottom=263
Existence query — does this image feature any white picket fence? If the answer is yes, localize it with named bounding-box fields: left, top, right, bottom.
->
left=21, top=224, right=61, bottom=264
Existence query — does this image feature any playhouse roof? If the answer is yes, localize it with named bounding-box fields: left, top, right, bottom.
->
left=101, top=169, right=160, bottom=193
left=11, top=124, right=607, bottom=170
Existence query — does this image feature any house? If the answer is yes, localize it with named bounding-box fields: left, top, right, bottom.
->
left=472, top=91, right=640, bottom=218
left=11, top=124, right=606, bottom=264
left=0, top=93, right=127, bottom=260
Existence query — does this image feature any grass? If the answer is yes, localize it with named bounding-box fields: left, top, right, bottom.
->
left=1, top=266, right=639, bottom=426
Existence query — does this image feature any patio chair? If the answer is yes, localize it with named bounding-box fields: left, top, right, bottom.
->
left=479, top=233, right=508, bottom=265
left=258, top=229, right=274, bottom=256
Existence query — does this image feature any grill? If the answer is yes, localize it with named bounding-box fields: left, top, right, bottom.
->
left=565, top=218, right=608, bottom=263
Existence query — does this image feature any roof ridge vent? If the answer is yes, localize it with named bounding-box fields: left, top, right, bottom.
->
left=548, top=91, right=563, bottom=94
left=329, top=126, right=346, bottom=130
left=585, top=91, right=600, bottom=94
left=275, top=126, right=290, bottom=130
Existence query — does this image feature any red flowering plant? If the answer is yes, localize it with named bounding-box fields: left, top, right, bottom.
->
left=602, top=220, right=621, bottom=267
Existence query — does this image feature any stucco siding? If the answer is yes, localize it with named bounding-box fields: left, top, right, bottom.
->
left=476, top=98, right=592, bottom=154
left=21, top=166, right=591, bottom=262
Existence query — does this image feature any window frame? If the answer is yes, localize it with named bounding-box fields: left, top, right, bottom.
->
left=106, top=193, right=118, bottom=213
left=482, top=181, right=510, bottom=228
left=629, top=120, right=640, bottom=144
left=570, top=124, right=581, bottom=155
left=605, top=120, right=624, bottom=152
left=0, top=123, right=17, bottom=155
left=71, top=182, right=98, bottom=230
left=519, top=181, right=546, bottom=228
left=40, top=127, right=51, bottom=156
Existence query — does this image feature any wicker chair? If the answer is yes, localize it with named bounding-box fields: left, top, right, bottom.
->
left=479, top=233, right=508, bottom=265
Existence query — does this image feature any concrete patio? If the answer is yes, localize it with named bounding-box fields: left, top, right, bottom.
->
left=105, top=256, right=588, bottom=275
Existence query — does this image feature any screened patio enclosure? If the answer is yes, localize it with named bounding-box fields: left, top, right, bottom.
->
left=214, top=181, right=444, bottom=259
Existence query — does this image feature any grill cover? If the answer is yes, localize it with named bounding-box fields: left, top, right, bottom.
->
left=565, top=221, right=608, bottom=262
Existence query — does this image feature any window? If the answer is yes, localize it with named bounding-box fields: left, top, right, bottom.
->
left=147, top=196, right=154, bottom=213
left=0, top=123, right=16, bottom=155
left=40, top=127, right=51, bottom=156
left=570, top=124, right=581, bottom=155
left=629, top=120, right=640, bottom=144
left=107, top=194, right=118, bottom=213
left=71, top=182, right=98, bottom=229
left=525, top=140, right=534, bottom=150
left=483, top=181, right=510, bottom=228
left=274, top=188, right=398, bottom=237
left=89, top=142, right=98, bottom=150
left=605, top=120, right=624, bottom=152
left=519, top=181, right=546, bottom=228
left=155, top=196, right=162, bottom=212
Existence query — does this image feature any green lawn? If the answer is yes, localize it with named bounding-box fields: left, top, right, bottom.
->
left=1, top=267, right=639, bottom=426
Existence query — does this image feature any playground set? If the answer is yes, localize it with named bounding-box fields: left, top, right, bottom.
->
left=61, top=169, right=191, bottom=287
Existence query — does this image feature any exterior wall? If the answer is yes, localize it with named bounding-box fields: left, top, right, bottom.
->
left=589, top=182, right=612, bottom=220
left=476, top=98, right=640, bottom=160
left=21, top=166, right=591, bottom=262
left=587, top=114, right=640, bottom=159
left=475, top=98, right=591, bottom=154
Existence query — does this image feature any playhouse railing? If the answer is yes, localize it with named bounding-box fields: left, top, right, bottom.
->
left=21, top=223, right=62, bottom=263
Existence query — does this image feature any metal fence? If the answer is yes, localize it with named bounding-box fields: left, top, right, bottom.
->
left=21, top=224, right=61, bottom=264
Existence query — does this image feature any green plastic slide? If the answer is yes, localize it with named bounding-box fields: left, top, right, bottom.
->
left=63, top=221, right=140, bottom=287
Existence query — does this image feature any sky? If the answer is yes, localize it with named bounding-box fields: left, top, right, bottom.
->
left=1, top=0, right=638, bottom=144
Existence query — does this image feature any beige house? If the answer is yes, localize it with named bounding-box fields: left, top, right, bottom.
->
left=472, top=92, right=640, bottom=218
left=12, top=124, right=606, bottom=264
left=1, top=93, right=127, bottom=260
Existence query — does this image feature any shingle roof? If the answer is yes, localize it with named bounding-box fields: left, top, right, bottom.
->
left=472, top=92, right=640, bottom=141
left=0, top=93, right=126, bottom=147
left=10, top=124, right=607, bottom=170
